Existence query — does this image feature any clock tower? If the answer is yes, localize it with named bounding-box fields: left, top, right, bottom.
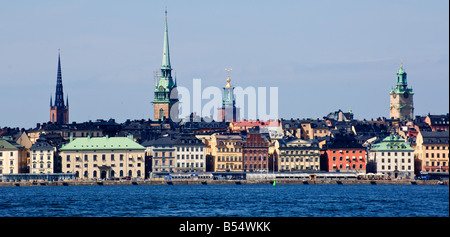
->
left=152, top=10, right=178, bottom=121
left=389, top=64, right=414, bottom=121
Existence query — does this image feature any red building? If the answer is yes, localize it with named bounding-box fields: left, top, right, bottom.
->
left=320, top=135, right=367, bottom=173
left=242, top=128, right=270, bottom=172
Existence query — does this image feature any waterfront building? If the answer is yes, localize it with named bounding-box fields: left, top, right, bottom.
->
left=208, top=133, right=244, bottom=172
left=0, top=139, right=28, bottom=175
left=274, top=138, right=320, bottom=172
left=389, top=64, right=414, bottom=121
left=368, top=134, right=415, bottom=179
left=59, top=136, right=146, bottom=180
left=217, top=70, right=240, bottom=122
left=152, top=10, right=179, bottom=121
left=29, top=138, right=56, bottom=174
left=142, top=134, right=177, bottom=173
left=321, top=134, right=367, bottom=173
left=50, top=50, right=69, bottom=124
left=242, top=127, right=270, bottom=172
left=414, top=130, right=449, bottom=173
left=174, top=133, right=207, bottom=172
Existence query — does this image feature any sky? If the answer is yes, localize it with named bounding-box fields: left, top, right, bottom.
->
left=0, top=0, right=448, bottom=129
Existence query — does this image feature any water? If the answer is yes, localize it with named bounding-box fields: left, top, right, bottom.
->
left=0, top=184, right=448, bottom=217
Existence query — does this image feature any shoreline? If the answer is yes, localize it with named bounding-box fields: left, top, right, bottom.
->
left=0, top=179, right=446, bottom=187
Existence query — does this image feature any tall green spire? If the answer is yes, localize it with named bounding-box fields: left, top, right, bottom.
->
left=161, top=9, right=171, bottom=70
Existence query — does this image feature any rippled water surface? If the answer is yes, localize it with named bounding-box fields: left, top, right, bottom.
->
left=0, top=184, right=448, bottom=217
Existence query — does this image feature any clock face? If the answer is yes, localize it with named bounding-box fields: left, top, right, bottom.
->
left=392, top=92, right=397, bottom=98
left=403, top=92, right=409, bottom=98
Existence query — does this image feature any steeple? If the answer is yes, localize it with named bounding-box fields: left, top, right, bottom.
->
left=161, top=8, right=171, bottom=70
left=152, top=9, right=179, bottom=121
left=50, top=49, right=69, bottom=124
left=55, top=49, right=65, bottom=108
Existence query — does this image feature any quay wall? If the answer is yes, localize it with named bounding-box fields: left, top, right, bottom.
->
left=0, top=179, right=445, bottom=187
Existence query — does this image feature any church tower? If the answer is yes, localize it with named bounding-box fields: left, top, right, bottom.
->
left=389, top=64, right=414, bottom=121
left=50, top=50, right=69, bottom=124
left=152, top=10, right=178, bottom=121
left=218, top=69, right=240, bottom=122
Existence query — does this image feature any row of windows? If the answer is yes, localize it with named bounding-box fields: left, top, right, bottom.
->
left=380, top=152, right=412, bottom=156
left=177, top=154, right=204, bottom=160
left=332, top=150, right=363, bottom=154
left=76, top=170, right=141, bottom=178
left=217, top=156, right=242, bottom=162
left=380, top=158, right=412, bottom=163
left=177, top=146, right=204, bottom=152
left=217, top=164, right=242, bottom=170
left=32, top=155, right=52, bottom=161
left=281, top=157, right=319, bottom=162
left=425, top=161, right=448, bottom=167
left=282, top=150, right=319, bottom=155
left=0, top=160, right=14, bottom=165
left=32, top=163, right=52, bottom=169
left=0, top=152, right=14, bottom=157
left=425, top=153, right=448, bottom=158
left=332, top=156, right=364, bottom=161
left=31, top=150, right=52, bottom=153
left=244, top=164, right=267, bottom=169
left=281, top=165, right=319, bottom=170
left=177, top=162, right=204, bottom=168
left=332, top=164, right=364, bottom=169
left=218, top=147, right=242, bottom=152
left=244, top=156, right=267, bottom=161
left=425, top=146, right=448, bottom=150
left=380, top=165, right=412, bottom=171
left=67, top=162, right=142, bottom=169
left=66, top=154, right=141, bottom=162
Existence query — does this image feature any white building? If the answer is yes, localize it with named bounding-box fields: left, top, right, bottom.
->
left=174, top=133, right=206, bottom=172
left=368, top=134, right=415, bottom=179
left=30, top=138, right=56, bottom=174
left=0, top=139, right=28, bottom=176
left=59, top=136, right=146, bottom=180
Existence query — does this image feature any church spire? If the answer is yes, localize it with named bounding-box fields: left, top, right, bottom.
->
left=161, top=8, right=171, bottom=70
left=55, top=49, right=65, bottom=108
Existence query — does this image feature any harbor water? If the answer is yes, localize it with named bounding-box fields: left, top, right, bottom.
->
left=0, top=184, right=448, bottom=217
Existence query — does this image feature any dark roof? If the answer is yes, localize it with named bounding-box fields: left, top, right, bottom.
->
left=421, top=131, right=449, bottom=145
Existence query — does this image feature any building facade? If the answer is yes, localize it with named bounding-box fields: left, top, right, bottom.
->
left=59, top=136, right=146, bottom=180
left=0, top=139, right=28, bottom=175
left=321, top=135, right=367, bottom=173
left=174, top=133, right=207, bottom=172
left=50, top=50, right=69, bottom=124
left=30, top=138, right=56, bottom=174
left=242, top=129, right=270, bottom=172
left=276, top=138, right=320, bottom=172
left=208, top=133, right=244, bottom=172
left=142, top=134, right=177, bottom=173
left=414, top=130, right=449, bottom=173
left=153, top=10, right=178, bottom=121
left=389, top=65, right=414, bottom=121
left=368, top=135, right=415, bottom=179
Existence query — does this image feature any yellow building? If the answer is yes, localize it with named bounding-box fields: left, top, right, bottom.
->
left=208, top=134, right=244, bottom=172
left=414, top=130, right=449, bottom=173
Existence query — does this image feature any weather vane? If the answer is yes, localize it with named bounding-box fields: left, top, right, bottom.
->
left=225, top=67, right=232, bottom=77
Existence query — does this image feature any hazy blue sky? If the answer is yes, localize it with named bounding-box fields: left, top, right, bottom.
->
left=0, top=0, right=448, bottom=129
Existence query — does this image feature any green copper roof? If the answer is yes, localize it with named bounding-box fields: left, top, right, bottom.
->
left=60, top=136, right=145, bottom=151
left=161, top=10, right=171, bottom=70
left=370, top=135, right=414, bottom=152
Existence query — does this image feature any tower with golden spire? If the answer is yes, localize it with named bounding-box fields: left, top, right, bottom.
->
left=218, top=68, right=240, bottom=122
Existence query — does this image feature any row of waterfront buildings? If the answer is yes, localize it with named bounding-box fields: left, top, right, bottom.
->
left=1, top=113, right=448, bottom=181
left=1, top=11, right=448, bottom=181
